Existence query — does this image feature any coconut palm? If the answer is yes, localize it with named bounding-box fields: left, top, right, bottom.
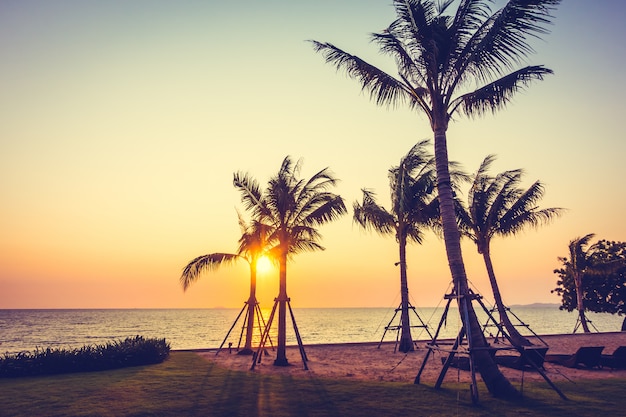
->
left=354, top=140, right=439, bottom=353
left=564, top=233, right=596, bottom=333
left=457, top=155, right=563, bottom=346
left=234, top=156, right=346, bottom=366
left=311, top=0, right=560, bottom=398
left=180, top=212, right=269, bottom=355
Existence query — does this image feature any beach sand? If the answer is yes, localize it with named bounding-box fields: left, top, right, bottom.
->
left=197, top=332, right=626, bottom=385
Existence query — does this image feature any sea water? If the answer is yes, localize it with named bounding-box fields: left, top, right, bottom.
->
left=0, top=306, right=623, bottom=354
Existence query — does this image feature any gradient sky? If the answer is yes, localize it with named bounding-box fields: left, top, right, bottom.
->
left=1, top=0, right=625, bottom=309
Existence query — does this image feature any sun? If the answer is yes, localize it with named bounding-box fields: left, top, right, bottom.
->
left=255, top=255, right=273, bottom=274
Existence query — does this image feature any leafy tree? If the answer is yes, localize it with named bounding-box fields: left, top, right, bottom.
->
left=557, top=233, right=595, bottom=333
left=353, top=140, right=439, bottom=353
left=180, top=213, right=269, bottom=355
left=553, top=237, right=626, bottom=332
left=234, top=157, right=346, bottom=366
left=311, top=0, right=560, bottom=398
left=457, top=155, right=563, bottom=346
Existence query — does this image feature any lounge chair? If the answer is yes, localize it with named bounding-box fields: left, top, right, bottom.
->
left=495, top=347, right=548, bottom=371
left=601, top=346, right=626, bottom=369
left=443, top=347, right=496, bottom=371
left=545, top=346, right=604, bottom=369
left=443, top=355, right=471, bottom=371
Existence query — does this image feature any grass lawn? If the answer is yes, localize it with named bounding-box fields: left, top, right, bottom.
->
left=0, top=351, right=624, bottom=416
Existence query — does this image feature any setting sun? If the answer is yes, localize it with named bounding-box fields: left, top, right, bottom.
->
left=256, top=255, right=273, bottom=275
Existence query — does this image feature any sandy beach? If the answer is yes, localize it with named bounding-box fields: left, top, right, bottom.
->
left=197, top=332, right=626, bottom=386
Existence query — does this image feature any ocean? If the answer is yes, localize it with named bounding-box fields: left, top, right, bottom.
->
left=0, top=306, right=623, bottom=355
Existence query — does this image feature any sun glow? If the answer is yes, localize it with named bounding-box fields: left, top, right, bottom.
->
left=256, top=255, right=273, bottom=275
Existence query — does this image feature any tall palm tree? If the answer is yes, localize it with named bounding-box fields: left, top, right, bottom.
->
left=565, top=233, right=596, bottom=333
left=354, top=140, right=439, bottom=353
left=457, top=155, right=563, bottom=346
left=234, top=156, right=346, bottom=366
left=311, top=0, right=560, bottom=398
left=180, top=213, right=268, bottom=355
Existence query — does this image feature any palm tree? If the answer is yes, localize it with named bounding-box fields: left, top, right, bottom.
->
left=565, top=233, right=596, bottom=333
left=311, top=0, right=560, bottom=398
left=354, top=140, right=439, bottom=353
left=234, top=156, right=346, bottom=366
left=457, top=155, right=563, bottom=346
left=180, top=212, right=269, bottom=355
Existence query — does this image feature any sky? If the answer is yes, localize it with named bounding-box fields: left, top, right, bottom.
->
left=1, top=0, right=625, bottom=309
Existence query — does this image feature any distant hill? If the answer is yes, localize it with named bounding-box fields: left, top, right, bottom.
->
left=510, top=303, right=560, bottom=308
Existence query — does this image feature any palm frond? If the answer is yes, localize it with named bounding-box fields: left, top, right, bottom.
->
left=462, top=154, right=563, bottom=255
left=404, top=225, right=425, bottom=245
left=288, top=239, right=325, bottom=256
left=285, top=225, right=326, bottom=256
left=393, top=0, right=439, bottom=45
left=304, top=194, right=347, bottom=226
left=309, top=40, right=411, bottom=108
left=459, top=0, right=560, bottom=82
left=233, top=171, right=267, bottom=218
left=180, top=253, right=241, bottom=291
left=293, top=167, right=340, bottom=219
left=405, top=195, right=440, bottom=243
left=236, top=209, right=248, bottom=235
left=353, top=189, right=396, bottom=236
left=497, top=180, right=564, bottom=234
left=370, top=30, right=428, bottom=90
left=236, top=213, right=272, bottom=259
left=449, top=0, right=491, bottom=56
left=482, top=170, right=523, bottom=232
left=299, top=167, right=341, bottom=219
left=475, top=154, right=497, bottom=178
left=397, top=139, right=433, bottom=171
left=568, top=233, right=596, bottom=272
left=449, top=65, right=553, bottom=117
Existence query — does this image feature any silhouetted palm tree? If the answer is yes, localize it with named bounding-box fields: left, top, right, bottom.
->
left=354, top=141, right=439, bottom=353
left=234, top=156, right=346, bottom=366
left=180, top=212, right=269, bottom=354
left=457, top=155, right=563, bottom=346
left=564, top=233, right=596, bottom=333
left=312, top=0, right=560, bottom=398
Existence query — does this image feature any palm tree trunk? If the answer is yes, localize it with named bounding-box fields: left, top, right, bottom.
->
left=573, top=271, right=590, bottom=333
left=433, top=126, right=519, bottom=398
left=274, top=250, right=289, bottom=366
left=398, top=232, right=414, bottom=353
left=482, top=248, right=532, bottom=346
left=240, top=262, right=257, bottom=355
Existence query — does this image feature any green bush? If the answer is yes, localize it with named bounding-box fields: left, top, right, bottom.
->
left=0, top=336, right=170, bottom=377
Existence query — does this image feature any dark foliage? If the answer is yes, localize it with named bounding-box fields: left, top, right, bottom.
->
left=0, top=336, right=170, bottom=377
left=553, top=239, right=626, bottom=315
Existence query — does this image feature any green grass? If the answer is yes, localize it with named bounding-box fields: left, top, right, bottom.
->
left=1, top=351, right=624, bottom=416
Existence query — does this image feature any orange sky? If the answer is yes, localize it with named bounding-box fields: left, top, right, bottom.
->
left=1, top=0, right=625, bottom=309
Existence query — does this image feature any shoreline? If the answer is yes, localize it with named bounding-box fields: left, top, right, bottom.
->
left=195, top=331, right=626, bottom=384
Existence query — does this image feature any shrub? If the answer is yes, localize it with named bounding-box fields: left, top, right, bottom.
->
left=0, top=336, right=170, bottom=377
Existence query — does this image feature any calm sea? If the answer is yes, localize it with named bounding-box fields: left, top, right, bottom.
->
left=0, top=306, right=623, bottom=354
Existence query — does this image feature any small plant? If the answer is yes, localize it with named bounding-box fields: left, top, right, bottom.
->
left=0, top=335, right=170, bottom=377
